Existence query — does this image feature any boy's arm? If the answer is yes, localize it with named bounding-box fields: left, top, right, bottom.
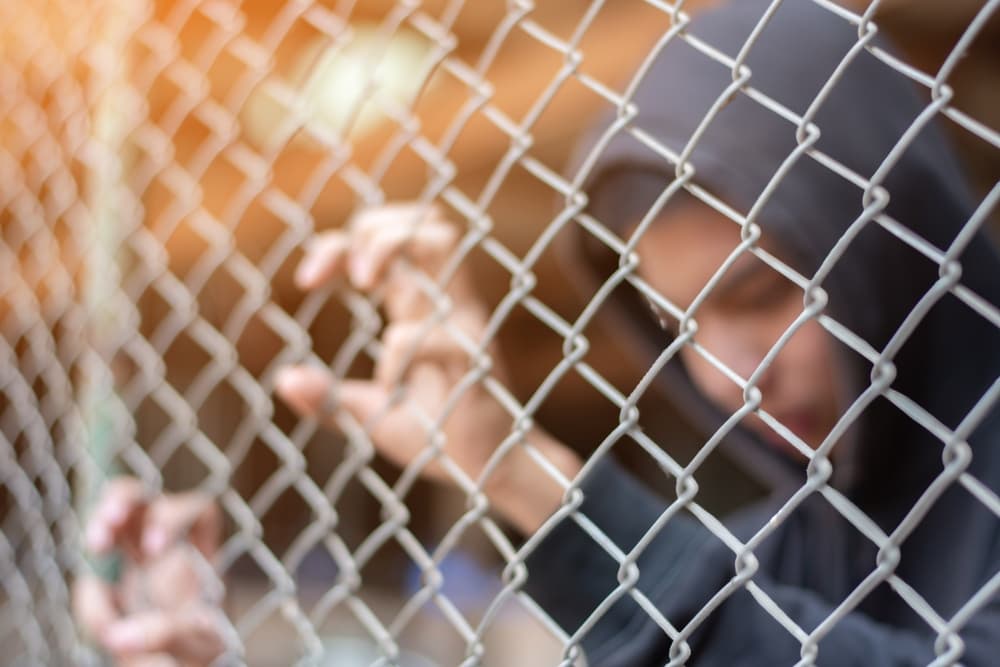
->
left=523, top=458, right=998, bottom=666
left=276, top=203, right=583, bottom=536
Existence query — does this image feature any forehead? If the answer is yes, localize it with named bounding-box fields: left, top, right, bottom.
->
left=633, top=205, right=748, bottom=307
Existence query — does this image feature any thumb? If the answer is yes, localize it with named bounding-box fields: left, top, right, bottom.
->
left=142, top=492, right=220, bottom=560
left=72, top=574, right=121, bottom=641
left=336, top=379, right=394, bottom=427
left=275, top=365, right=390, bottom=426
left=101, top=606, right=226, bottom=665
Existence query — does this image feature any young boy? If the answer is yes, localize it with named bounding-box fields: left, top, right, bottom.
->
left=75, top=0, right=1000, bottom=664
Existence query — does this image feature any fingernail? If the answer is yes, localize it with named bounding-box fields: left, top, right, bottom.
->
left=104, top=619, right=146, bottom=652
left=274, top=366, right=301, bottom=392
left=275, top=366, right=292, bottom=386
left=295, top=257, right=320, bottom=287
left=104, top=502, right=128, bottom=525
left=142, top=527, right=168, bottom=557
left=349, top=255, right=372, bottom=287
left=86, top=523, right=111, bottom=553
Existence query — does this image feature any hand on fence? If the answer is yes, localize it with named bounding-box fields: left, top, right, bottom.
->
left=73, top=477, right=226, bottom=666
left=275, top=203, right=581, bottom=534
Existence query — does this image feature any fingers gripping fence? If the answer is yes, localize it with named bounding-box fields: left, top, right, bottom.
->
left=2, top=0, right=999, bottom=665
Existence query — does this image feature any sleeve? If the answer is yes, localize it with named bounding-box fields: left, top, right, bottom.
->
left=521, top=458, right=1000, bottom=666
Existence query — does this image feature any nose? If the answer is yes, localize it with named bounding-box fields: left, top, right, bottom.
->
left=686, top=320, right=773, bottom=409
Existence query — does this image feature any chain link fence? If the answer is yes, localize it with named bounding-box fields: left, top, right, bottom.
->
left=2, top=0, right=999, bottom=665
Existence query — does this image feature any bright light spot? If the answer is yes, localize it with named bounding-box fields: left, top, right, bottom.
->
left=244, top=23, right=434, bottom=150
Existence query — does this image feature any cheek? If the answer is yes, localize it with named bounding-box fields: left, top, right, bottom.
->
left=774, top=320, right=837, bottom=397
left=680, top=345, right=744, bottom=411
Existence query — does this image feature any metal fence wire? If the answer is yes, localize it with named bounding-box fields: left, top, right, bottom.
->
left=2, top=0, right=999, bottom=665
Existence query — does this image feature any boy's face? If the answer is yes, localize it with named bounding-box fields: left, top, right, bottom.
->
left=634, top=206, right=841, bottom=458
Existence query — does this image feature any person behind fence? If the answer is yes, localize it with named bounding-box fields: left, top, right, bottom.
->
left=74, top=0, right=1000, bottom=664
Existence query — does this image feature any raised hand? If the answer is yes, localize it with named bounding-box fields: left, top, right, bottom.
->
left=275, top=203, right=580, bottom=533
left=73, top=478, right=226, bottom=666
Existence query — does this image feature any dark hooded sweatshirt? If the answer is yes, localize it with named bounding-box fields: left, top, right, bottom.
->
left=522, top=1, right=1000, bottom=665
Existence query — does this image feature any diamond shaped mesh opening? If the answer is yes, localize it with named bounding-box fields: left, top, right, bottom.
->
left=2, top=0, right=999, bottom=665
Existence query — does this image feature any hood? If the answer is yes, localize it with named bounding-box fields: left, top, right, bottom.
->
left=559, top=0, right=1000, bottom=521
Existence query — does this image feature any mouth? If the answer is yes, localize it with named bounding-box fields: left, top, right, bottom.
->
left=755, top=407, right=820, bottom=453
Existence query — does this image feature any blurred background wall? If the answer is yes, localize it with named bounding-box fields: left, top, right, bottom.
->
left=3, top=0, right=997, bottom=663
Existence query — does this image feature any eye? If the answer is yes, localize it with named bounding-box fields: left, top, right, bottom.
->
left=721, top=271, right=797, bottom=314
left=743, top=276, right=797, bottom=312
